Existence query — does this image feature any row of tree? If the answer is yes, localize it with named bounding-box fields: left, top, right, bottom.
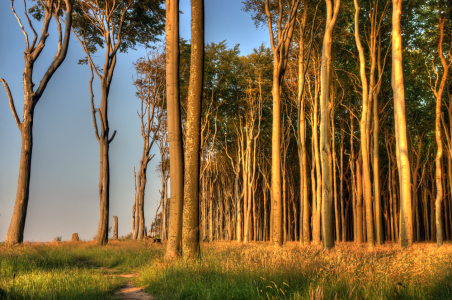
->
left=145, top=0, right=452, bottom=255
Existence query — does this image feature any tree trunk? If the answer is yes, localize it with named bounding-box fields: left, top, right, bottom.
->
left=182, top=0, right=203, bottom=258
left=272, top=75, right=283, bottom=246
left=392, top=0, right=412, bottom=248
left=5, top=114, right=34, bottom=245
left=356, top=155, right=364, bottom=243
left=166, top=0, right=184, bottom=258
left=320, top=0, right=339, bottom=250
left=113, top=216, right=118, bottom=239
left=354, top=0, right=374, bottom=248
left=96, top=133, right=110, bottom=245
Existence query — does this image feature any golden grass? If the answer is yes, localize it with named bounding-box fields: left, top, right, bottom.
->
left=1, top=240, right=451, bottom=299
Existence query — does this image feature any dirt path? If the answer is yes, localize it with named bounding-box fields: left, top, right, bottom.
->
left=79, top=261, right=155, bottom=299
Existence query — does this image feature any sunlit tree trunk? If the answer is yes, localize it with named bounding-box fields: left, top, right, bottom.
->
left=356, top=155, right=364, bottom=243
left=166, top=0, right=184, bottom=258
left=353, top=0, right=374, bottom=248
left=320, top=0, right=340, bottom=249
left=182, top=0, right=204, bottom=258
left=392, top=0, right=412, bottom=248
left=264, top=0, right=301, bottom=247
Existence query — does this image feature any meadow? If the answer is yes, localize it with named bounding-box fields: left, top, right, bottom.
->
left=0, top=240, right=451, bottom=299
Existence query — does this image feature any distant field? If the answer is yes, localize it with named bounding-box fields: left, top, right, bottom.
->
left=0, top=240, right=451, bottom=299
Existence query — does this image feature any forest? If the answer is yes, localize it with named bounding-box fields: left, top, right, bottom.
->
left=2, top=0, right=452, bottom=299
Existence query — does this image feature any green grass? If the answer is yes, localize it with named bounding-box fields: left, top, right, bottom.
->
left=1, top=240, right=452, bottom=299
left=0, top=240, right=161, bottom=299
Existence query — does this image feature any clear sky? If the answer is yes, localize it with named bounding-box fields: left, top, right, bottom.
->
left=0, top=0, right=269, bottom=242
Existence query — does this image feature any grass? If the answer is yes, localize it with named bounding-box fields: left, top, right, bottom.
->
left=1, top=240, right=451, bottom=299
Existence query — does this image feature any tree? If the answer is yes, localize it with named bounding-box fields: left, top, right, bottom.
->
left=70, top=0, right=165, bottom=245
left=426, top=9, right=452, bottom=247
left=320, top=0, right=340, bottom=249
left=392, top=0, right=412, bottom=248
left=133, top=50, right=165, bottom=240
left=182, top=0, right=204, bottom=258
left=165, top=0, right=184, bottom=258
left=244, top=0, right=302, bottom=247
left=353, top=0, right=387, bottom=249
left=2, top=0, right=73, bottom=245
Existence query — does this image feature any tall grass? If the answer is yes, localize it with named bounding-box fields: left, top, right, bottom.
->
left=1, top=240, right=451, bottom=299
left=137, top=242, right=452, bottom=300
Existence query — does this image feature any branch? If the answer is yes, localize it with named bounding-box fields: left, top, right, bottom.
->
left=0, top=78, right=22, bottom=130
left=23, top=0, right=38, bottom=51
left=11, top=0, right=29, bottom=50
left=89, top=66, right=100, bottom=141
left=34, top=0, right=73, bottom=101
left=108, top=130, right=117, bottom=143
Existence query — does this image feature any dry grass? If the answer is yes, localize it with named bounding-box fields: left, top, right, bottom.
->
left=1, top=240, right=451, bottom=299
left=140, top=241, right=452, bottom=299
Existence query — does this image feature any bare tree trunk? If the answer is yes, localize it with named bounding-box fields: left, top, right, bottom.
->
left=353, top=0, right=374, bottom=248
left=96, top=133, right=111, bottom=245
left=356, top=155, right=364, bottom=243
left=340, top=124, right=345, bottom=241
left=392, top=0, right=412, bottom=248
left=264, top=0, right=301, bottom=247
left=182, top=0, right=203, bottom=258
left=313, top=76, right=322, bottom=245
left=350, top=115, right=357, bottom=242
left=133, top=169, right=138, bottom=239
left=332, top=104, right=339, bottom=242
left=166, top=0, right=184, bottom=258
left=235, top=161, right=242, bottom=242
left=373, top=36, right=384, bottom=245
left=320, top=0, right=340, bottom=249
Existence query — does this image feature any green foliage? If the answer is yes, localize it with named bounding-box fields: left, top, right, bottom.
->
left=71, top=0, right=165, bottom=54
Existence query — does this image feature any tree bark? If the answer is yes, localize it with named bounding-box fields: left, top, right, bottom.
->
left=320, top=0, right=340, bottom=249
left=392, top=0, right=413, bottom=248
left=166, top=0, right=184, bottom=258
left=182, top=0, right=203, bottom=258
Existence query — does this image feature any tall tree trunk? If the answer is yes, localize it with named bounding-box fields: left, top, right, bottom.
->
left=96, top=129, right=111, bottom=245
left=313, top=77, right=322, bottom=245
left=350, top=115, right=357, bottom=242
left=166, top=0, right=184, bottom=258
left=354, top=0, right=374, bottom=248
left=392, top=0, right=413, bottom=248
left=182, top=0, right=203, bottom=258
left=5, top=114, right=33, bottom=245
left=320, top=0, right=340, bottom=249
left=340, top=124, right=345, bottom=241
left=373, top=36, right=384, bottom=245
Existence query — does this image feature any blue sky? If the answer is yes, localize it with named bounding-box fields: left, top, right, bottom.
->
left=0, top=0, right=269, bottom=242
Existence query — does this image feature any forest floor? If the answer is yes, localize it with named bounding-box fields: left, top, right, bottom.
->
left=0, top=239, right=451, bottom=299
